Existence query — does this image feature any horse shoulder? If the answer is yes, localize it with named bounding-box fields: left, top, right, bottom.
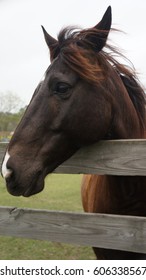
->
left=81, top=174, right=107, bottom=213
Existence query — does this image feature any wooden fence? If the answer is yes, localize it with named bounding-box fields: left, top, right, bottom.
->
left=1, top=140, right=146, bottom=254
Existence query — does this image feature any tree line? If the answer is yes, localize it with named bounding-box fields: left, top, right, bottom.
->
left=0, top=92, right=27, bottom=141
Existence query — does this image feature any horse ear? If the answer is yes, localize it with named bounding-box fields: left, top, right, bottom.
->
left=41, top=26, right=58, bottom=60
left=89, top=6, right=112, bottom=52
left=95, top=6, right=112, bottom=32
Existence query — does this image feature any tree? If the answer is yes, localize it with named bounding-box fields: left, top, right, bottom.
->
left=0, top=91, right=23, bottom=113
left=0, top=92, right=26, bottom=140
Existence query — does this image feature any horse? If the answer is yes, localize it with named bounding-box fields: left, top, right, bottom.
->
left=1, top=6, right=146, bottom=259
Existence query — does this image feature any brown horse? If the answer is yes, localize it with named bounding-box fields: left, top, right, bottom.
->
left=1, top=6, right=146, bottom=259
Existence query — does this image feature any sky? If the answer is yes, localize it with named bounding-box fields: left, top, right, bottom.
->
left=0, top=0, right=146, bottom=106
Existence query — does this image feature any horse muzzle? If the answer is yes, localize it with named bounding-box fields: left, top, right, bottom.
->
left=5, top=170, right=45, bottom=197
left=1, top=152, right=45, bottom=197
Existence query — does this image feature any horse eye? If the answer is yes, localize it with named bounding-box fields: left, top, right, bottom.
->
left=54, top=82, right=71, bottom=94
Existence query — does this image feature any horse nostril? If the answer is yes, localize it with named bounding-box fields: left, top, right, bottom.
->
left=1, top=152, right=13, bottom=180
left=4, top=169, right=13, bottom=180
left=2, top=166, right=13, bottom=180
left=5, top=161, right=14, bottom=181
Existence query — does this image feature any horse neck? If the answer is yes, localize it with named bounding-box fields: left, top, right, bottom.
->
left=103, top=89, right=146, bottom=214
left=107, top=71, right=145, bottom=139
left=90, top=73, right=146, bottom=215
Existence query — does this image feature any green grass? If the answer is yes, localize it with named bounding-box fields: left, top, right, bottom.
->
left=0, top=174, right=95, bottom=260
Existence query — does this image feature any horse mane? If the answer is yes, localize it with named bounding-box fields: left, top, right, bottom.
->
left=119, top=74, right=146, bottom=131
left=52, top=27, right=146, bottom=129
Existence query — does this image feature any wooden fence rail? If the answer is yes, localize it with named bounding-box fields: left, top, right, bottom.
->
left=1, top=140, right=146, bottom=175
left=1, top=140, right=146, bottom=253
left=0, top=206, right=146, bottom=254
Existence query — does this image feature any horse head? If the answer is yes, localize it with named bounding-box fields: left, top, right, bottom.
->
left=1, top=6, right=145, bottom=197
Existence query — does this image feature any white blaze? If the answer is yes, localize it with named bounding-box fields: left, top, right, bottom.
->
left=1, top=151, right=12, bottom=179
left=40, top=72, right=46, bottom=82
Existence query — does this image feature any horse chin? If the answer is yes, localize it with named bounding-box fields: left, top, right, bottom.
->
left=23, top=184, right=45, bottom=197
left=22, top=177, right=45, bottom=197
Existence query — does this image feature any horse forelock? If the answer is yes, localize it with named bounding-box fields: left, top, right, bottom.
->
left=51, top=27, right=138, bottom=84
left=53, top=27, right=108, bottom=84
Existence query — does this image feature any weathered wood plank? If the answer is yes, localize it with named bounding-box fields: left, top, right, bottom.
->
left=1, top=140, right=146, bottom=175
left=0, top=206, right=146, bottom=253
left=55, top=139, right=146, bottom=175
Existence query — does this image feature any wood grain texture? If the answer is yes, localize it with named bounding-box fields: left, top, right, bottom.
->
left=1, top=140, right=146, bottom=175
left=0, top=206, right=146, bottom=253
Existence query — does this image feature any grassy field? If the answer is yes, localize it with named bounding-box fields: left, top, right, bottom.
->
left=0, top=174, right=95, bottom=259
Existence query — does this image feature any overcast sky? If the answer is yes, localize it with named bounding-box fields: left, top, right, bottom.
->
left=0, top=0, right=146, bottom=106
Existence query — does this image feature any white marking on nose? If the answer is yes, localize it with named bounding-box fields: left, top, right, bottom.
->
left=1, top=151, right=12, bottom=179
left=40, top=72, right=46, bottom=82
